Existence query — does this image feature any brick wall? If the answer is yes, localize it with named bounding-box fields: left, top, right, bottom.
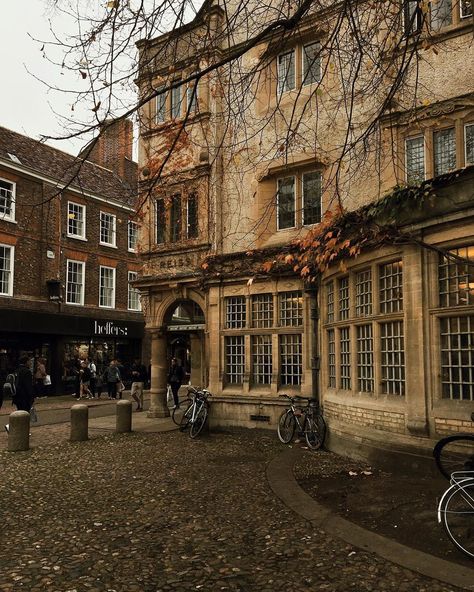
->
left=324, top=401, right=406, bottom=434
left=435, top=418, right=474, bottom=436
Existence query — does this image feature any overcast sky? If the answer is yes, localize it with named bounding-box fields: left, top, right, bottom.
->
left=0, top=2, right=103, bottom=155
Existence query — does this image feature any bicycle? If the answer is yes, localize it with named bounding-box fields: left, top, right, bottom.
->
left=172, top=386, right=211, bottom=439
left=434, top=417, right=474, bottom=558
left=277, top=394, right=326, bottom=450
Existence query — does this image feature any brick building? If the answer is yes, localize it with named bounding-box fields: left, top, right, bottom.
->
left=135, top=1, right=474, bottom=456
left=0, top=120, right=145, bottom=394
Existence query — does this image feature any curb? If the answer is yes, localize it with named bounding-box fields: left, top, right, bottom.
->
left=266, top=447, right=474, bottom=591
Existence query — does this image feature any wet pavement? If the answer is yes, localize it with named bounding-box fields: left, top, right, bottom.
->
left=0, top=422, right=468, bottom=591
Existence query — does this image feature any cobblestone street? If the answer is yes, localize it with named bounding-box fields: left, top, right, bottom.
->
left=0, top=427, right=466, bottom=592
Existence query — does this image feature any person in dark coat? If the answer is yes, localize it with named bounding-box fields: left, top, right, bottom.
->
left=167, top=357, right=185, bottom=409
left=13, top=355, right=34, bottom=412
left=130, top=358, right=148, bottom=411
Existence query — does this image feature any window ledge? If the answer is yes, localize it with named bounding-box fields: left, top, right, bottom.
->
left=0, top=218, right=17, bottom=224
left=99, top=242, right=118, bottom=249
left=67, top=234, right=87, bottom=242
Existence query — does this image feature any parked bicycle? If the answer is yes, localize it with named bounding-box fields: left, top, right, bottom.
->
left=172, top=386, right=211, bottom=439
left=433, top=416, right=474, bottom=559
left=277, top=394, right=326, bottom=450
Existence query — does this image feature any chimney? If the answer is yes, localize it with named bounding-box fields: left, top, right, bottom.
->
left=81, top=118, right=136, bottom=185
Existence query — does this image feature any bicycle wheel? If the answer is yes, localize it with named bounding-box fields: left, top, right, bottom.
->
left=433, top=435, right=474, bottom=480
left=277, top=411, right=296, bottom=444
left=438, top=477, right=474, bottom=559
left=189, top=403, right=208, bottom=439
left=304, top=413, right=326, bottom=450
left=179, top=402, right=194, bottom=432
left=172, top=398, right=191, bottom=426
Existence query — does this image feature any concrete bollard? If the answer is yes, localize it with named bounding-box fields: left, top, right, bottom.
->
left=70, top=404, right=89, bottom=442
left=116, top=400, right=132, bottom=433
left=7, top=410, right=30, bottom=452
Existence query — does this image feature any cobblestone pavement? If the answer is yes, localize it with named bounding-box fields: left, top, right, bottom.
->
left=0, top=429, right=464, bottom=592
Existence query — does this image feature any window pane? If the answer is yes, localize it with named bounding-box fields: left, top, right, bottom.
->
left=339, top=277, right=350, bottom=320
left=404, top=0, right=423, bottom=34
left=99, top=267, right=115, bottom=308
left=326, top=281, right=334, bottom=323
left=170, top=195, right=181, bottom=242
left=355, top=270, right=372, bottom=316
left=128, top=221, right=138, bottom=251
left=128, top=271, right=141, bottom=311
left=252, top=335, right=272, bottom=385
left=66, top=261, right=84, bottom=305
left=303, top=172, right=322, bottom=225
left=279, top=334, right=302, bottom=386
left=156, top=89, right=166, bottom=123
left=465, top=124, right=474, bottom=165
left=225, top=336, right=245, bottom=384
left=439, top=246, right=474, bottom=306
left=100, top=212, right=116, bottom=245
left=279, top=291, right=303, bottom=327
left=170, top=85, right=182, bottom=118
left=226, top=297, right=246, bottom=329
left=277, top=177, right=295, bottom=230
left=156, top=199, right=165, bottom=244
left=251, top=294, right=273, bottom=328
left=277, top=51, right=295, bottom=94
left=187, top=80, right=198, bottom=113
left=187, top=194, right=198, bottom=239
left=434, top=127, right=456, bottom=176
left=340, top=327, right=351, bottom=390
left=357, top=324, right=374, bottom=392
left=406, top=137, right=425, bottom=184
left=379, top=261, right=403, bottom=313
left=0, top=245, right=12, bottom=295
left=327, top=329, right=336, bottom=387
left=431, top=0, right=452, bottom=29
left=461, top=0, right=473, bottom=18
left=381, top=321, right=405, bottom=395
left=440, top=316, right=474, bottom=401
left=302, top=42, right=321, bottom=86
left=0, top=179, right=14, bottom=218
left=68, top=203, right=85, bottom=237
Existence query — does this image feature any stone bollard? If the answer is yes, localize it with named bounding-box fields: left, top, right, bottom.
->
left=70, top=404, right=88, bottom=442
left=7, top=410, right=30, bottom=452
left=116, top=400, right=132, bottom=433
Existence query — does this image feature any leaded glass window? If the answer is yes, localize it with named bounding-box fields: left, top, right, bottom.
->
left=355, top=270, right=372, bottom=316
left=434, top=127, right=456, bottom=176
left=252, top=335, right=272, bottom=384
left=379, top=261, right=403, bottom=314
left=431, top=0, right=452, bottom=29
left=170, top=84, right=182, bottom=118
left=225, top=336, right=245, bottom=384
left=156, top=199, right=165, bottom=244
left=406, top=137, right=425, bottom=184
left=328, top=329, right=336, bottom=387
left=251, top=294, right=273, bottom=328
left=439, top=246, right=474, bottom=307
left=279, top=291, right=303, bottom=326
left=277, top=50, right=295, bottom=94
left=302, top=172, right=322, bottom=225
left=302, top=42, right=321, bottom=86
left=279, top=334, right=302, bottom=385
left=381, top=321, right=405, bottom=395
left=326, top=281, right=334, bottom=323
left=170, top=195, right=181, bottom=243
left=339, top=277, right=350, bottom=320
left=277, top=177, right=296, bottom=230
left=465, top=124, right=474, bottom=165
left=187, top=194, right=198, bottom=239
left=226, top=297, right=246, bottom=329
left=357, top=324, right=374, bottom=392
left=340, top=327, right=351, bottom=390
left=440, top=316, right=474, bottom=401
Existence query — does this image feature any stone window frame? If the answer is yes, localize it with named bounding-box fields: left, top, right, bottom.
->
left=403, top=0, right=472, bottom=36
left=275, top=170, right=323, bottom=232
left=153, top=75, right=200, bottom=125
left=402, top=113, right=474, bottom=183
left=154, top=191, right=200, bottom=246
left=0, top=243, right=14, bottom=297
left=276, top=41, right=322, bottom=96
left=221, top=288, right=305, bottom=390
left=322, top=256, right=406, bottom=397
left=65, top=259, right=85, bottom=306
left=67, top=201, right=86, bottom=241
left=0, top=177, right=16, bottom=223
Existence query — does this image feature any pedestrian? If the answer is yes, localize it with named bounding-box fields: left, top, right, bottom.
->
left=88, top=358, right=97, bottom=398
left=130, top=358, right=147, bottom=411
left=167, top=357, right=185, bottom=409
left=34, top=357, right=47, bottom=398
left=5, top=355, right=34, bottom=433
left=72, top=359, right=81, bottom=399
left=79, top=361, right=93, bottom=399
left=103, top=360, right=121, bottom=400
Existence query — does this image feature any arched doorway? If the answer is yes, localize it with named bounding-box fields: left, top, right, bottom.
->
left=164, top=300, right=206, bottom=388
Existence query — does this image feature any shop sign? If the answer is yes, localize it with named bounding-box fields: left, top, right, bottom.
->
left=94, top=320, right=129, bottom=336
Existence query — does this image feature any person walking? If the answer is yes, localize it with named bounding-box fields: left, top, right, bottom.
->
left=34, top=357, right=47, bottom=399
left=103, top=360, right=121, bottom=400
left=5, top=355, right=34, bottom=433
left=88, top=358, right=97, bottom=398
left=130, top=358, right=147, bottom=411
left=79, top=361, right=93, bottom=399
left=167, top=357, right=185, bottom=409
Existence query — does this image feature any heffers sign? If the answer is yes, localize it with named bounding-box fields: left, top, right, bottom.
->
left=94, top=320, right=129, bottom=337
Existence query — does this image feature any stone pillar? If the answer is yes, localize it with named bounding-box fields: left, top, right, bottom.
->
left=70, top=404, right=89, bottom=441
left=190, top=332, right=203, bottom=387
left=116, top=400, right=132, bottom=433
left=148, top=328, right=170, bottom=418
left=7, top=411, right=30, bottom=452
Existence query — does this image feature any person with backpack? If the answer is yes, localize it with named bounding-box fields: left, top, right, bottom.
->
left=79, top=361, right=93, bottom=399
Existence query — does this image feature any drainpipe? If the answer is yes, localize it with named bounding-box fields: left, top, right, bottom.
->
left=305, top=280, right=320, bottom=404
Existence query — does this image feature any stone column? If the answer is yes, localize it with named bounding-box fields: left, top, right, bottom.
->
left=148, top=328, right=170, bottom=418
left=189, top=332, right=203, bottom=387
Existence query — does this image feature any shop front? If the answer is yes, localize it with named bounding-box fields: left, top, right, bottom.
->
left=0, top=310, right=145, bottom=395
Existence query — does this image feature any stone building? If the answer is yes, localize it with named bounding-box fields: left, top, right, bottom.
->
left=136, top=1, right=474, bottom=456
left=0, top=120, right=145, bottom=394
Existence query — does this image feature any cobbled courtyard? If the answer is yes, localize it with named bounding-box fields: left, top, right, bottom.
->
left=0, top=428, right=464, bottom=592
